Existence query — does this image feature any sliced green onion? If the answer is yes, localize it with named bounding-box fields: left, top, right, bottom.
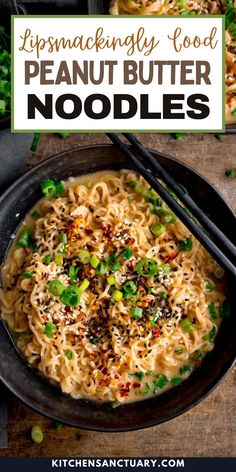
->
left=146, top=192, right=163, bottom=208
left=134, top=182, right=146, bottom=196
left=173, top=133, right=185, bottom=141
left=61, top=286, right=81, bottom=307
left=54, top=422, right=63, bottom=431
left=127, top=180, right=138, bottom=188
left=54, top=181, right=65, bottom=198
left=150, top=314, right=159, bottom=326
left=180, top=365, right=192, bottom=375
left=180, top=317, right=195, bottom=333
left=130, top=306, right=143, bottom=319
left=57, top=132, right=71, bottom=138
left=48, top=280, right=65, bottom=297
left=175, top=349, right=184, bottom=354
left=159, top=291, right=168, bottom=300
left=55, top=255, right=63, bottom=267
left=22, top=271, right=33, bottom=278
left=31, top=425, right=44, bottom=444
left=189, top=350, right=202, bottom=361
left=91, top=336, right=101, bottom=345
left=96, top=261, right=106, bottom=276
left=208, top=302, right=217, bottom=320
left=90, top=254, right=100, bottom=269
left=219, top=299, right=231, bottom=318
left=65, top=349, right=73, bottom=360
left=216, top=134, right=225, bottom=141
left=158, top=209, right=177, bottom=224
left=17, top=227, right=33, bottom=249
left=153, top=374, right=168, bottom=392
left=31, top=133, right=41, bottom=152
left=111, top=289, right=123, bottom=301
left=205, top=281, right=213, bottom=292
left=225, top=168, right=236, bottom=178
left=204, top=325, right=217, bottom=342
left=179, top=237, right=193, bottom=251
left=142, top=382, right=151, bottom=396
left=136, top=258, right=158, bottom=277
left=108, top=401, right=119, bottom=408
left=106, top=254, right=120, bottom=271
left=158, top=263, right=171, bottom=274
left=123, top=281, right=137, bottom=299
left=45, top=322, right=56, bottom=339
left=78, top=249, right=91, bottom=265
left=60, top=233, right=67, bottom=244
left=171, top=377, right=183, bottom=385
left=121, top=246, right=133, bottom=260
left=150, top=222, right=166, bottom=237
left=43, top=255, right=51, bottom=265
left=41, top=179, right=56, bottom=197
left=107, top=275, right=115, bottom=286
left=131, top=372, right=145, bottom=380
left=68, top=265, right=80, bottom=281
left=79, top=279, right=90, bottom=292
left=31, top=210, right=40, bottom=220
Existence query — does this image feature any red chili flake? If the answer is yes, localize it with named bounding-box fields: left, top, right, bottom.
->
left=153, top=329, right=161, bottom=338
left=89, top=353, right=97, bottom=360
left=102, top=367, right=108, bottom=375
left=99, top=379, right=110, bottom=387
left=127, top=261, right=133, bottom=270
left=125, top=237, right=135, bottom=245
left=133, top=247, right=139, bottom=253
left=195, top=359, right=202, bottom=369
left=119, top=382, right=131, bottom=397
left=133, top=382, right=141, bottom=388
left=165, top=253, right=178, bottom=263
left=85, top=229, right=93, bottom=235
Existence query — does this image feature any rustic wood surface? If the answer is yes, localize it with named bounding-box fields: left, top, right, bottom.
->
left=1, top=132, right=235, bottom=457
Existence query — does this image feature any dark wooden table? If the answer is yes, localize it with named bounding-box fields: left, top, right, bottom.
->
left=0, top=132, right=235, bottom=457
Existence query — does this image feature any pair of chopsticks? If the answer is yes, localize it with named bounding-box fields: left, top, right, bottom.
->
left=106, top=133, right=236, bottom=279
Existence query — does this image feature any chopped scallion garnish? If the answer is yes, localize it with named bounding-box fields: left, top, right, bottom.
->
left=106, top=254, right=120, bottom=271
left=111, top=289, right=123, bottom=301
left=22, top=271, right=33, bottom=278
left=65, top=349, right=73, bottom=360
left=130, top=306, right=143, bottom=319
left=48, top=280, right=65, bottom=297
left=180, top=317, right=195, bottom=333
left=45, top=322, right=56, bottom=339
left=78, top=249, right=90, bottom=265
left=179, top=237, right=193, bottom=251
left=31, top=425, right=44, bottom=444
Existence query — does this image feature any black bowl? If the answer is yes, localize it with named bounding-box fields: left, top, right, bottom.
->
left=0, top=144, right=235, bottom=432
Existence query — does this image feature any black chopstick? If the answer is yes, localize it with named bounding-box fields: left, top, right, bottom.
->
left=123, top=133, right=236, bottom=264
left=106, top=133, right=236, bottom=279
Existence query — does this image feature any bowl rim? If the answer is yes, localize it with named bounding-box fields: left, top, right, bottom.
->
left=1, top=143, right=235, bottom=219
left=0, top=143, right=235, bottom=432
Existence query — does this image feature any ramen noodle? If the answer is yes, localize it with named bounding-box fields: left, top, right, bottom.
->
left=0, top=170, right=229, bottom=405
left=110, top=1, right=236, bottom=123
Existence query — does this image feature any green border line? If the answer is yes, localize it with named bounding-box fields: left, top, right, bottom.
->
left=11, top=15, right=225, bottom=134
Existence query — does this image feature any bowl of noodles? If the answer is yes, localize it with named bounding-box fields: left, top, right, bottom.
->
left=0, top=144, right=235, bottom=431
left=87, top=0, right=236, bottom=128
